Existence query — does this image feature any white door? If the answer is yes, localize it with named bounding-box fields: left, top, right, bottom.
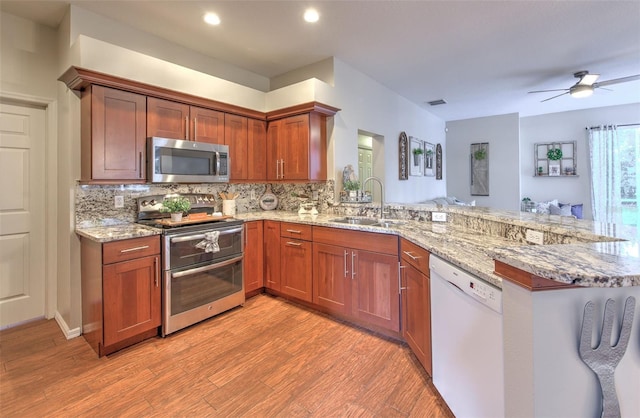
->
left=0, top=103, right=46, bottom=327
left=358, top=146, right=373, bottom=194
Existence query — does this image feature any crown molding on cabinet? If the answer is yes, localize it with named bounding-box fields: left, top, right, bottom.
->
left=58, top=66, right=340, bottom=121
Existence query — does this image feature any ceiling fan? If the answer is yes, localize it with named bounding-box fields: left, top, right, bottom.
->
left=528, top=71, right=640, bottom=102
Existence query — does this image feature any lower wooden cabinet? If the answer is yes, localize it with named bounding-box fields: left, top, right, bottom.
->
left=263, top=220, right=281, bottom=291
left=243, top=220, right=264, bottom=296
left=81, top=235, right=161, bottom=357
left=400, top=238, right=432, bottom=375
left=313, top=226, right=400, bottom=333
left=279, top=223, right=313, bottom=302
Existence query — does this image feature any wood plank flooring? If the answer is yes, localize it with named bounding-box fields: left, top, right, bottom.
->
left=0, top=294, right=452, bottom=417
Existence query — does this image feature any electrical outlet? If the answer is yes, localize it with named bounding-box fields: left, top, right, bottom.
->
left=250, top=190, right=256, bottom=200
left=432, top=212, right=447, bottom=222
left=526, top=229, right=544, bottom=245
left=114, top=195, right=124, bottom=208
left=312, top=190, right=319, bottom=200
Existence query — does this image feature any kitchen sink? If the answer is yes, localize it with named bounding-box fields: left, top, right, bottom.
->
left=330, top=217, right=406, bottom=227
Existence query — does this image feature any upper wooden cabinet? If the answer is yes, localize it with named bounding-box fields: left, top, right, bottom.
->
left=224, top=115, right=267, bottom=181
left=147, top=97, right=224, bottom=143
left=81, top=85, right=147, bottom=182
left=266, top=104, right=339, bottom=182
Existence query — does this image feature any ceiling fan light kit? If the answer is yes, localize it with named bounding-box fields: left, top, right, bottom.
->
left=570, top=84, right=594, bottom=98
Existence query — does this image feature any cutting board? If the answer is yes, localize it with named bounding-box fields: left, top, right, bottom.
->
left=154, top=214, right=232, bottom=227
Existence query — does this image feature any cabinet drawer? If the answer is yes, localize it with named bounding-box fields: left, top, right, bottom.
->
left=280, top=222, right=312, bottom=241
left=103, top=236, right=160, bottom=264
left=400, top=238, right=430, bottom=275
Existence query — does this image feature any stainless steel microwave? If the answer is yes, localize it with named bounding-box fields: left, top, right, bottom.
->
left=148, top=137, right=230, bottom=183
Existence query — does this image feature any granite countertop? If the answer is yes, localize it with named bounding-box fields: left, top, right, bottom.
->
left=75, top=209, right=640, bottom=288
left=76, top=223, right=162, bottom=242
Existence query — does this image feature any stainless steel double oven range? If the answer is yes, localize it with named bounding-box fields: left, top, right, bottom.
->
left=137, top=194, right=244, bottom=336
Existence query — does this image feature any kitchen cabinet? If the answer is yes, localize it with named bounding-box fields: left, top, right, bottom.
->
left=266, top=112, right=327, bottom=181
left=225, top=115, right=267, bottom=180
left=81, top=235, right=161, bottom=357
left=263, top=220, right=281, bottom=291
left=243, top=220, right=264, bottom=296
left=400, top=238, right=432, bottom=375
left=147, top=97, right=225, bottom=144
left=80, top=85, right=147, bottom=182
left=313, top=226, right=400, bottom=333
left=279, top=223, right=313, bottom=302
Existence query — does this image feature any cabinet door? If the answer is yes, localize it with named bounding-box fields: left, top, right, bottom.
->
left=402, top=263, right=432, bottom=375
left=266, top=119, right=281, bottom=180
left=225, top=114, right=248, bottom=179
left=263, top=220, right=281, bottom=291
left=147, top=97, right=189, bottom=140
left=280, top=114, right=309, bottom=180
left=352, top=250, right=400, bottom=332
left=89, top=85, right=146, bottom=181
left=192, top=106, right=225, bottom=144
left=280, top=239, right=312, bottom=302
left=313, top=242, right=350, bottom=315
left=244, top=221, right=264, bottom=295
left=103, top=255, right=161, bottom=346
left=247, top=119, right=267, bottom=180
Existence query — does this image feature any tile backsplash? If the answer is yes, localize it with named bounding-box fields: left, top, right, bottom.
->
left=76, top=181, right=335, bottom=227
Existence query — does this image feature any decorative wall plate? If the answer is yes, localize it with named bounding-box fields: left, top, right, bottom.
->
left=259, top=184, right=278, bottom=210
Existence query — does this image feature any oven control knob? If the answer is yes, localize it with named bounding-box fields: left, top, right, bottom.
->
left=141, top=200, right=148, bottom=206
left=203, top=196, right=209, bottom=202
left=149, top=199, right=157, bottom=206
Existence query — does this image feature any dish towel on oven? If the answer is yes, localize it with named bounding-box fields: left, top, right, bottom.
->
left=195, top=231, right=220, bottom=253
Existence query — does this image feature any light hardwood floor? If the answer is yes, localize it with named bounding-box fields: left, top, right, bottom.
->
left=0, top=294, right=452, bottom=417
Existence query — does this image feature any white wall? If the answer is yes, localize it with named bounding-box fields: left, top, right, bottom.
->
left=520, top=103, right=640, bottom=220
left=446, top=113, right=520, bottom=210
left=322, top=58, right=446, bottom=203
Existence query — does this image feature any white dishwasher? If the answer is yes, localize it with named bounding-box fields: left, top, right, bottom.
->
left=430, top=255, right=504, bottom=418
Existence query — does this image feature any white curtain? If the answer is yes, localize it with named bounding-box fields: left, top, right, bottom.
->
left=588, top=125, right=622, bottom=224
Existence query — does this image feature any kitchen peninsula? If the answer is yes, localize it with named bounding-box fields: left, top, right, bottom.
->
left=77, top=203, right=640, bottom=418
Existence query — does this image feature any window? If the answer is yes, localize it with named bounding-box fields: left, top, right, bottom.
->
left=588, top=125, right=639, bottom=228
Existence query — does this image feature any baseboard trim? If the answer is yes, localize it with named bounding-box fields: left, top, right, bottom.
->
left=55, top=311, right=81, bottom=339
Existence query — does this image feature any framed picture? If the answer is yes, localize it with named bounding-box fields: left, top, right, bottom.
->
left=399, top=132, right=409, bottom=180
left=549, top=164, right=561, bottom=176
left=409, top=136, right=423, bottom=176
left=424, top=142, right=435, bottom=176
left=470, top=142, right=489, bottom=196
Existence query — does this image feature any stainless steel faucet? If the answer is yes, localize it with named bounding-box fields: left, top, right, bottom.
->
left=362, top=176, right=388, bottom=219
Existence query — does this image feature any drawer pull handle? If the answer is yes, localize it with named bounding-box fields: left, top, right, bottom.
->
left=120, top=245, right=150, bottom=253
left=403, top=251, right=422, bottom=260
left=286, top=241, right=302, bottom=247
left=286, top=229, right=302, bottom=234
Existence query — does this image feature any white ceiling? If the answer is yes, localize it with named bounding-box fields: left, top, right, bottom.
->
left=3, top=0, right=640, bottom=121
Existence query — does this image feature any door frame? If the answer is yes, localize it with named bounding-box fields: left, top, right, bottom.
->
left=1, top=90, right=58, bottom=324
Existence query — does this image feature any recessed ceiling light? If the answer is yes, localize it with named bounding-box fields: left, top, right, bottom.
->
left=304, top=8, right=319, bottom=23
left=204, top=13, right=220, bottom=26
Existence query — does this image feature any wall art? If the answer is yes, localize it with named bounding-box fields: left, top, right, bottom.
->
left=436, top=143, right=443, bottom=180
left=399, top=131, right=409, bottom=180
left=424, top=142, right=435, bottom=177
left=409, top=136, right=424, bottom=176
left=470, top=142, right=489, bottom=196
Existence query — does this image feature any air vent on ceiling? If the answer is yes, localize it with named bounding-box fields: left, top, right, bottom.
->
left=427, top=99, right=447, bottom=106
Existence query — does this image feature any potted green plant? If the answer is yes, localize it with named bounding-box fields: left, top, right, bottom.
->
left=474, top=148, right=487, bottom=160
left=344, top=180, right=360, bottom=198
left=160, top=196, right=191, bottom=221
left=412, top=147, right=424, bottom=165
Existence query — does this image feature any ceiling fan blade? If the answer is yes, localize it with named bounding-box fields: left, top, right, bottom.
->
left=528, top=88, right=569, bottom=94
left=541, top=92, right=569, bottom=102
left=578, top=73, right=600, bottom=85
left=594, top=74, right=640, bottom=88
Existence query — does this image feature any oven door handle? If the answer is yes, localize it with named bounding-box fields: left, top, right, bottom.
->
left=171, top=255, right=243, bottom=279
left=169, top=227, right=244, bottom=243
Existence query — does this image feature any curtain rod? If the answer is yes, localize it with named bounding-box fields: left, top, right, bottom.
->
left=586, top=123, right=640, bottom=130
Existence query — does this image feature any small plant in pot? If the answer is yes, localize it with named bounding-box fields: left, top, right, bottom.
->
left=412, top=147, right=424, bottom=165
left=160, top=196, right=191, bottom=222
left=344, top=180, right=361, bottom=197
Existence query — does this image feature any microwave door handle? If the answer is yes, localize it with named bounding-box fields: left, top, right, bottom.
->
left=171, top=255, right=243, bottom=279
left=215, top=151, right=220, bottom=175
